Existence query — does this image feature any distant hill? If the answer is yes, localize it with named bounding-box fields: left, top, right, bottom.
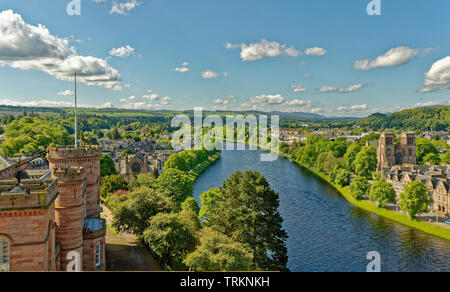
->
left=268, top=111, right=326, bottom=119
left=357, top=106, right=450, bottom=131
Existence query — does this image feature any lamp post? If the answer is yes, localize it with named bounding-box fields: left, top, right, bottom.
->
left=74, top=73, right=78, bottom=149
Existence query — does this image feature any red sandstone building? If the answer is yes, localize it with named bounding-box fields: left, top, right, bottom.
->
left=0, top=146, right=106, bottom=272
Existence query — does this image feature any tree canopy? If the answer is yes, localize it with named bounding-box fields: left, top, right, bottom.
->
left=399, top=181, right=432, bottom=219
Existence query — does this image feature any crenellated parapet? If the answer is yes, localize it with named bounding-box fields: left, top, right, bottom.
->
left=0, top=178, right=59, bottom=210
left=52, top=167, right=85, bottom=182
left=47, top=146, right=102, bottom=161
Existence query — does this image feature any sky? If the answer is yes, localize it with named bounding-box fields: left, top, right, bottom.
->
left=0, top=0, right=449, bottom=117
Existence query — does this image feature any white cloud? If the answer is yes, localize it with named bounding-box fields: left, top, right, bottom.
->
left=318, top=83, right=367, bottom=93
left=250, top=94, right=285, bottom=105
left=99, top=102, right=115, bottom=108
left=284, top=46, right=301, bottom=57
left=173, top=62, right=190, bottom=73
left=201, top=70, right=218, bottom=79
left=0, top=99, right=73, bottom=108
left=318, top=85, right=338, bottom=93
left=304, top=47, right=327, bottom=56
left=57, top=90, right=74, bottom=96
left=213, top=96, right=237, bottom=105
left=419, top=56, right=450, bottom=93
left=354, top=46, right=420, bottom=71
left=291, top=84, right=307, bottom=93
left=142, top=92, right=160, bottom=101
left=226, top=39, right=300, bottom=62
left=285, top=99, right=313, bottom=107
left=213, top=99, right=225, bottom=105
left=0, top=10, right=121, bottom=90
left=109, top=45, right=135, bottom=57
left=412, top=101, right=441, bottom=107
left=160, top=97, right=171, bottom=105
left=110, top=0, right=141, bottom=15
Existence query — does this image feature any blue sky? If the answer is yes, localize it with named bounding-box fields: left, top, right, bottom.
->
left=0, top=0, right=449, bottom=117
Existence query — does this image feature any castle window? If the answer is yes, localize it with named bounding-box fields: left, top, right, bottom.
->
left=95, top=242, right=101, bottom=268
left=0, top=238, right=10, bottom=272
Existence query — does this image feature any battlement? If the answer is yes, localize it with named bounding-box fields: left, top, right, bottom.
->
left=0, top=178, right=59, bottom=210
left=47, top=145, right=102, bottom=160
left=53, top=167, right=85, bottom=181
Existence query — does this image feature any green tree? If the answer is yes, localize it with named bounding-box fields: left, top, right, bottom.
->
left=354, top=146, right=377, bottom=179
left=100, top=154, right=117, bottom=177
left=300, top=145, right=317, bottom=166
left=184, top=228, right=254, bottom=272
left=350, top=177, right=370, bottom=200
left=181, top=197, right=200, bottom=216
left=100, top=175, right=128, bottom=198
left=279, top=142, right=290, bottom=154
left=399, top=181, right=432, bottom=219
left=208, top=171, right=288, bottom=271
left=129, top=173, right=156, bottom=190
left=416, top=138, right=439, bottom=164
left=112, top=187, right=176, bottom=234
left=442, top=151, right=450, bottom=164
left=343, top=143, right=361, bottom=172
left=143, top=212, right=197, bottom=268
left=423, top=153, right=441, bottom=165
left=332, top=140, right=349, bottom=158
left=199, top=188, right=222, bottom=222
left=331, top=166, right=351, bottom=186
left=1, top=116, right=71, bottom=156
left=156, top=168, right=193, bottom=206
left=369, top=179, right=396, bottom=208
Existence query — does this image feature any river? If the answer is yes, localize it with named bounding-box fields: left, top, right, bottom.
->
left=192, top=146, right=450, bottom=272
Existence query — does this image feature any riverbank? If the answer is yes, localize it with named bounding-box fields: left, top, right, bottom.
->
left=187, top=151, right=221, bottom=182
left=234, top=140, right=450, bottom=241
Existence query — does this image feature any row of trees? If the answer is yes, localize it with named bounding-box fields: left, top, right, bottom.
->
left=282, top=136, right=378, bottom=184
left=283, top=135, right=434, bottom=220
left=164, top=149, right=218, bottom=172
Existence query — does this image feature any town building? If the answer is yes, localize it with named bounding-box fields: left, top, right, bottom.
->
left=0, top=146, right=106, bottom=272
left=377, top=132, right=449, bottom=216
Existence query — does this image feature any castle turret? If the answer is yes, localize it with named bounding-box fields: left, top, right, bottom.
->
left=47, top=146, right=105, bottom=271
left=51, top=166, right=86, bottom=271
left=47, top=146, right=102, bottom=218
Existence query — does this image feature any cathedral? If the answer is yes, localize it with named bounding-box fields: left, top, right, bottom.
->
left=377, top=132, right=417, bottom=170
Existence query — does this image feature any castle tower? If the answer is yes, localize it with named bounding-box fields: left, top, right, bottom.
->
left=47, top=146, right=102, bottom=218
left=51, top=166, right=86, bottom=271
left=47, top=146, right=105, bottom=271
left=0, top=176, right=58, bottom=271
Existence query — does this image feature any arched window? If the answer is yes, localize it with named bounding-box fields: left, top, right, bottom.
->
left=0, top=238, right=10, bottom=272
left=131, top=162, right=142, bottom=174
left=95, top=242, right=101, bottom=268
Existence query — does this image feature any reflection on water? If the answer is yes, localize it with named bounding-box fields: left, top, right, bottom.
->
left=192, top=147, right=450, bottom=272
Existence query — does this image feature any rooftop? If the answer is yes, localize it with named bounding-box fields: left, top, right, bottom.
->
left=0, top=170, right=58, bottom=210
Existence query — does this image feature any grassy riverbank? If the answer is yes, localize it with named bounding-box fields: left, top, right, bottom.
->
left=187, top=152, right=221, bottom=182
left=235, top=140, right=450, bottom=241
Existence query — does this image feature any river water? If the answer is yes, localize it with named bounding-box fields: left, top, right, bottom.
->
left=192, top=146, right=450, bottom=272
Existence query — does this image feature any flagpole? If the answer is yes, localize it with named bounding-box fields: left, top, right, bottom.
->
left=74, top=73, right=78, bottom=149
